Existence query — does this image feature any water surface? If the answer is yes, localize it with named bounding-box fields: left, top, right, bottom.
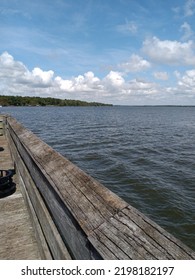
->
left=1, top=106, right=195, bottom=250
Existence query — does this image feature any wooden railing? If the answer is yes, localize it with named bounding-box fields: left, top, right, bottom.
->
left=4, top=115, right=195, bottom=260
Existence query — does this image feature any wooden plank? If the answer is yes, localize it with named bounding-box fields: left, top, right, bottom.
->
left=89, top=215, right=156, bottom=260
left=88, top=209, right=171, bottom=259
left=0, top=192, right=41, bottom=259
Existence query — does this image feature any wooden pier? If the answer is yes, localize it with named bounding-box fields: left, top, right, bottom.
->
left=0, top=114, right=195, bottom=260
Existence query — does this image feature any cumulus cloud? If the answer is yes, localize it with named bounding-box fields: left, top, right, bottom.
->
left=168, top=69, right=195, bottom=98
left=0, top=52, right=55, bottom=94
left=153, top=71, right=169, bottom=80
left=2, top=51, right=195, bottom=105
left=32, top=68, right=54, bottom=84
left=0, top=51, right=27, bottom=78
left=142, top=36, right=195, bottom=66
left=55, top=71, right=101, bottom=92
left=118, top=54, right=151, bottom=73
left=0, top=51, right=160, bottom=104
left=177, top=69, right=195, bottom=91
left=18, top=68, right=55, bottom=88
left=126, top=79, right=158, bottom=95
left=103, top=71, right=125, bottom=88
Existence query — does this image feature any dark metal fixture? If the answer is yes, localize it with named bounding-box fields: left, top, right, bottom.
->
left=0, top=169, right=16, bottom=198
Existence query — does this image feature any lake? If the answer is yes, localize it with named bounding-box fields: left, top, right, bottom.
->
left=1, top=105, right=195, bottom=250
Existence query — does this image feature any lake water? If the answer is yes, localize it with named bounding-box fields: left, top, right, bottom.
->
left=1, top=106, right=195, bottom=250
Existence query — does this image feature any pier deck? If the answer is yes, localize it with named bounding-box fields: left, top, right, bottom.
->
left=0, top=133, right=41, bottom=259
left=0, top=114, right=195, bottom=260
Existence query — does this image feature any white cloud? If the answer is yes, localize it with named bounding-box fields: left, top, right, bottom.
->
left=0, top=51, right=14, bottom=66
left=177, top=69, right=195, bottom=91
left=0, top=52, right=55, bottom=95
left=31, top=68, right=54, bottom=84
left=142, top=36, right=195, bottom=66
left=0, top=52, right=54, bottom=88
left=180, top=22, right=194, bottom=41
left=104, top=71, right=125, bottom=87
left=127, top=79, right=158, bottom=95
left=153, top=72, right=169, bottom=80
left=0, top=52, right=159, bottom=103
left=0, top=51, right=27, bottom=77
left=2, top=51, right=195, bottom=105
left=119, top=54, right=151, bottom=73
left=55, top=71, right=101, bottom=92
left=169, top=69, right=195, bottom=98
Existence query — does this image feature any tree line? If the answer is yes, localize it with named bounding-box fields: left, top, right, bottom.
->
left=0, top=95, right=112, bottom=107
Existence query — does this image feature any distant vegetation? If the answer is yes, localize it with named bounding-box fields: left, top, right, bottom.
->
left=0, top=95, right=112, bottom=107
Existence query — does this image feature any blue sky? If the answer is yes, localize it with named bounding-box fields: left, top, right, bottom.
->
left=1, top=0, right=195, bottom=105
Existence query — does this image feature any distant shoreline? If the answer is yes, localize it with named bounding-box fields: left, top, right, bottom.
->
left=0, top=95, right=194, bottom=107
left=0, top=95, right=112, bottom=107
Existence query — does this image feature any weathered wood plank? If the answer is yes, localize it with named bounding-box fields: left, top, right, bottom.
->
left=90, top=216, right=158, bottom=260
left=88, top=208, right=173, bottom=260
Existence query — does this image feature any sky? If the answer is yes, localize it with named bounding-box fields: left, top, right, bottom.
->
left=1, top=0, right=195, bottom=105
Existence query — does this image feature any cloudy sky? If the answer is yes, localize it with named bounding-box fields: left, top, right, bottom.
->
left=1, top=0, right=195, bottom=105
